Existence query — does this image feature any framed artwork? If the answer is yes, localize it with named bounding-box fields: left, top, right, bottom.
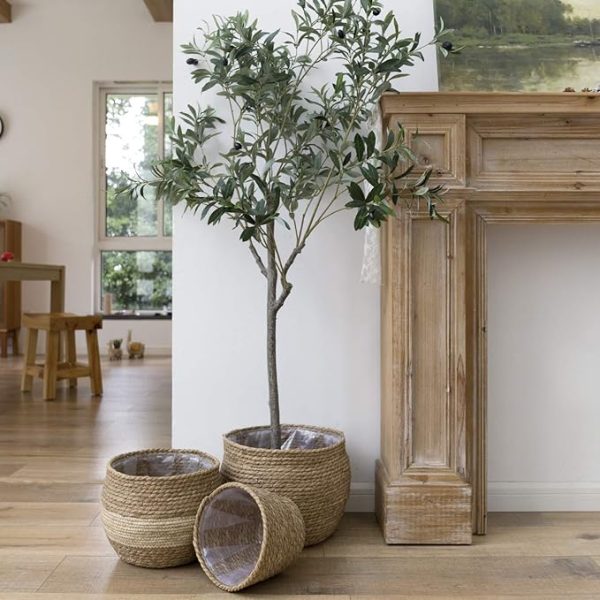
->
left=435, top=0, right=600, bottom=91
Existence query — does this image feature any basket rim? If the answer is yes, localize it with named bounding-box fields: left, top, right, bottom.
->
left=106, top=448, right=220, bottom=481
left=194, top=482, right=271, bottom=592
left=223, top=423, right=346, bottom=454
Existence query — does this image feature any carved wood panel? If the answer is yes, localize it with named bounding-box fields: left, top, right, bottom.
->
left=468, top=115, right=600, bottom=190
left=389, top=114, right=466, bottom=186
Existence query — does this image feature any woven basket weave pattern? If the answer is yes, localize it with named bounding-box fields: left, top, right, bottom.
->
left=193, top=482, right=305, bottom=592
left=221, top=425, right=351, bottom=546
left=101, top=448, right=221, bottom=568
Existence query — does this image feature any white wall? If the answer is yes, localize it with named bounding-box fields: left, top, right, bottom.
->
left=172, top=0, right=438, bottom=510
left=488, top=224, right=600, bottom=511
left=0, top=0, right=173, bottom=354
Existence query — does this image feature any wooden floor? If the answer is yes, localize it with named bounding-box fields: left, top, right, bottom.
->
left=2, top=358, right=600, bottom=599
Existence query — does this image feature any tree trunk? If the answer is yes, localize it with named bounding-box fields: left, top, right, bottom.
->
left=266, top=222, right=282, bottom=449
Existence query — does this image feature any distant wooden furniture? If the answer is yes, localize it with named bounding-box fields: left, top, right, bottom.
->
left=0, top=261, right=65, bottom=313
left=21, top=313, right=103, bottom=401
left=0, top=0, right=11, bottom=24
left=0, top=220, right=22, bottom=357
left=143, top=0, right=172, bottom=22
left=377, top=92, right=600, bottom=546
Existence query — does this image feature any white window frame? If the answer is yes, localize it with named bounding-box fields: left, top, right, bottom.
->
left=94, top=81, right=173, bottom=312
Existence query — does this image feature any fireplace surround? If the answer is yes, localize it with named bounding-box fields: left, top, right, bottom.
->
left=376, top=93, right=600, bottom=545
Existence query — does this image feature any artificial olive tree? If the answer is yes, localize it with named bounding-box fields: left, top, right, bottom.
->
left=127, top=0, right=448, bottom=448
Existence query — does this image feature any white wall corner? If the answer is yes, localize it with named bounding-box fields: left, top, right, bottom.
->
left=347, top=482, right=376, bottom=512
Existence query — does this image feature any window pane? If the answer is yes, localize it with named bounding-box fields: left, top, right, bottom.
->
left=163, top=92, right=174, bottom=237
left=105, top=94, right=159, bottom=237
left=164, top=92, right=173, bottom=159
left=101, top=251, right=172, bottom=311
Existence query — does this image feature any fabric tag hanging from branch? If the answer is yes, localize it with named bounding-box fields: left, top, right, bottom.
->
left=360, top=107, right=383, bottom=285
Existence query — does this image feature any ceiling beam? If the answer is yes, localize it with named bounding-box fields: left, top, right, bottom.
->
left=143, top=0, right=172, bottom=22
left=0, top=0, right=12, bottom=23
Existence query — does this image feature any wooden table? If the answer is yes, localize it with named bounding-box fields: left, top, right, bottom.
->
left=0, top=262, right=65, bottom=312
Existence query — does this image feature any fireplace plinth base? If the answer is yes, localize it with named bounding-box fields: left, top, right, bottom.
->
left=375, top=461, right=472, bottom=545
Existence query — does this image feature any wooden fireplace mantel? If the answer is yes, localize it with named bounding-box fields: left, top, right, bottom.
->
left=376, top=92, right=600, bottom=545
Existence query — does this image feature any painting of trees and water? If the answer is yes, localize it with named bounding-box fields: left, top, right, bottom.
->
left=435, top=0, right=600, bottom=91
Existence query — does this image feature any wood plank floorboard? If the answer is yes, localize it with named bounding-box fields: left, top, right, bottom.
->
left=2, top=356, right=600, bottom=597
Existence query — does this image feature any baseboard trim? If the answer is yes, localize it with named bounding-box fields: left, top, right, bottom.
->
left=489, top=482, right=600, bottom=511
left=347, top=482, right=375, bottom=512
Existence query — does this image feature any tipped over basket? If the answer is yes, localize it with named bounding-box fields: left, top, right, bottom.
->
left=102, top=448, right=221, bottom=568
left=193, top=482, right=305, bottom=592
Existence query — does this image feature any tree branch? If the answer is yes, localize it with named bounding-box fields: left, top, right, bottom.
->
left=282, top=242, right=305, bottom=276
left=274, top=280, right=293, bottom=313
left=249, top=241, right=268, bottom=278
left=273, top=241, right=305, bottom=313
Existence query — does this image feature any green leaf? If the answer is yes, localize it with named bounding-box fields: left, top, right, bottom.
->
left=241, top=227, right=256, bottom=241
left=363, top=164, right=380, bottom=187
left=235, top=74, right=258, bottom=85
left=345, top=199, right=365, bottom=208
left=208, top=207, right=226, bottom=224
left=354, top=133, right=365, bottom=162
left=264, top=29, right=280, bottom=45
left=202, top=80, right=218, bottom=92
left=353, top=209, right=368, bottom=230
left=383, top=131, right=395, bottom=151
left=250, top=174, right=269, bottom=197
left=414, top=167, right=433, bottom=187
left=348, top=182, right=366, bottom=205
left=376, top=58, right=403, bottom=73
left=366, top=131, right=376, bottom=157
left=394, top=164, right=414, bottom=180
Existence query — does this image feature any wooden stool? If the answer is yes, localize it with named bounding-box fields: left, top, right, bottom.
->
left=21, top=313, right=103, bottom=400
left=0, top=328, right=19, bottom=357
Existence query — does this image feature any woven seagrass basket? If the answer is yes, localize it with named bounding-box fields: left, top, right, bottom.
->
left=193, top=482, right=305, bottom=592
left=101, top=448, right=221, bottom=568
left=221, top=424, right=351, bottom=546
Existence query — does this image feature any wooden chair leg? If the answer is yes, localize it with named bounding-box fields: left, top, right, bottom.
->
left=43, top=331, right=60, bottom=401
left=21, top=328, right=38, bottom=392
left=12, top=329, right=20, bottom=356
left=65, top=329, right=77, bottom=388
left=86, top=329, right=103, bottom=396
left=0, top=332, right=7, bottom=358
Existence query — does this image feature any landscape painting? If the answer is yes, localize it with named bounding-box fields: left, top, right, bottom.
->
left=435, top=0, right=600, bottom=91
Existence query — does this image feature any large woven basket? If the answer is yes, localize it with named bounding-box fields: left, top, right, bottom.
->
left=221, top=424, right=351, bottom=546
left=101, top=448, right=221, bottom=568
left=193, top=482, right=305, bottom=592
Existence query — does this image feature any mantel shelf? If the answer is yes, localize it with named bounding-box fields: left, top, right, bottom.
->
left=381, top=91, right=600, bottom=117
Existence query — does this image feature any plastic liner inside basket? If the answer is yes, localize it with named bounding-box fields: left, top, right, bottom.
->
left=195, top=483, right=305, bottom=592
left=198, top=487, right=264, bottom=588
left=228, top=426, right=341, bottom=450
left=112, top=452, right=214, bottom=477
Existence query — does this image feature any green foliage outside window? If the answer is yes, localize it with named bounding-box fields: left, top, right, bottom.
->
left=101, top=251, right=172, bottom=311
left=105, top=94, right=159, bottom=237
left=102, top=92, right=173, bottom=311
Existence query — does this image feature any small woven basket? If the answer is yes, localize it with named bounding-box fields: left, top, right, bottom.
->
left=193, top=482, right=305, bottom=592
left=221, top=424, right=351, bottom=546
left=101, top=448, right=221, bottom=568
